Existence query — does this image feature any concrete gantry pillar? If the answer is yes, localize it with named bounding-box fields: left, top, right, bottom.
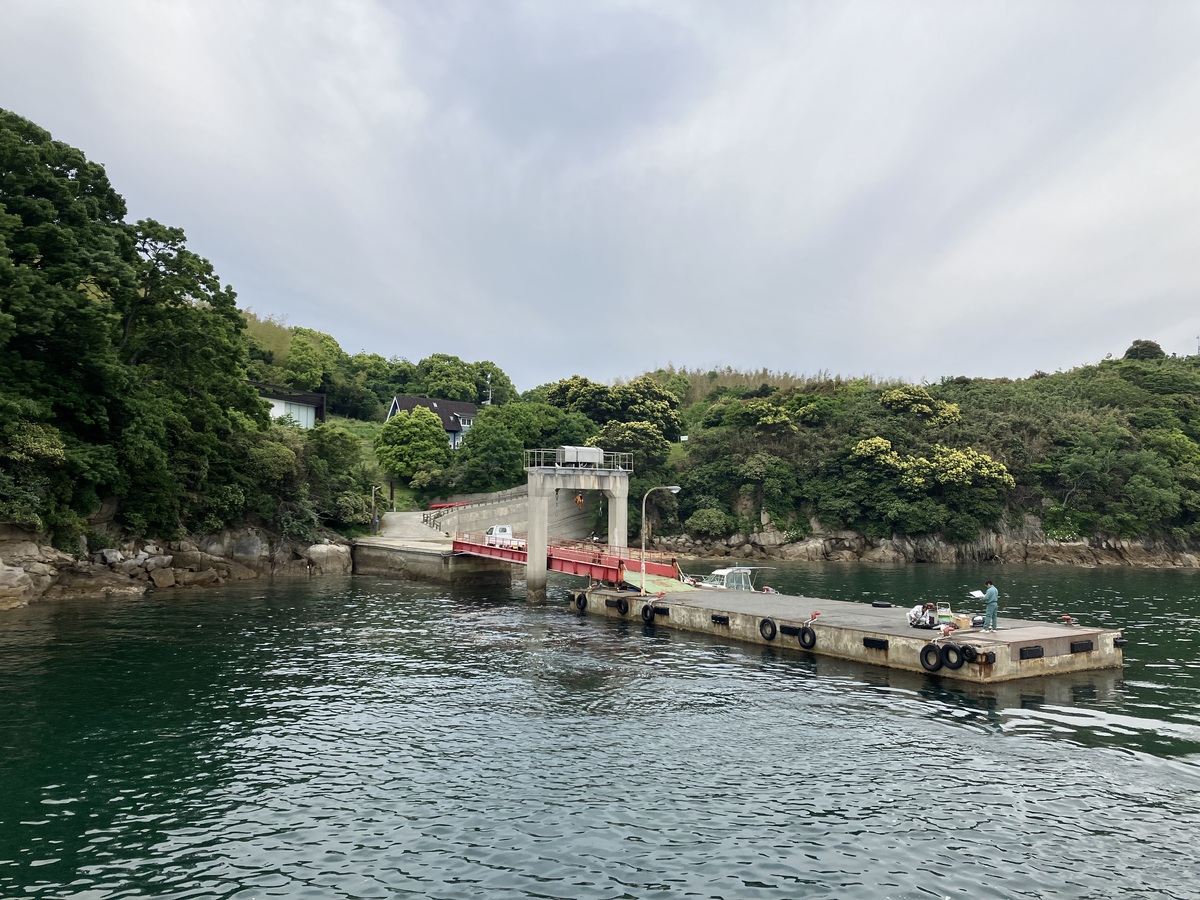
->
left=525, top=471, right=555, bottom=599
left=605, top=480, right=628, bottom=549
left=523, top=452, right=631, bottom=599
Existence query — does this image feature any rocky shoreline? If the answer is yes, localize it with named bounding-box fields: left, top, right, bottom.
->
left=654, top=514, right=1200, bottom=569
left=5, top=513, right=1199, bottom=612
left=0, top=525, right=352, bottom=611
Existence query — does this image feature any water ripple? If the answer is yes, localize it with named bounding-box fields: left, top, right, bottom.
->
left=2, top=574, right=1199, bottom=898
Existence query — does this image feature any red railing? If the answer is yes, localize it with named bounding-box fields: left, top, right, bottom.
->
left=452, top=532, right=683, bottom=582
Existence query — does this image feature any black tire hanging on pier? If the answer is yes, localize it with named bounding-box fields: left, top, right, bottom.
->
left=575, top=593, right=588, bottom=612
left=982, top=651, right=996, bottom=665
left=641, top=603, right=655, bottom=623
left=941, top=643, right=966, bottom=670
left=961, top=645, right=979, bottom=663
left=798, top=626, right=817, bottom=649
left=920, top=643, right=944, bottom=672
left=616, top=597, right=629, bottom=616
left=759, top=618, right=777, bottom=641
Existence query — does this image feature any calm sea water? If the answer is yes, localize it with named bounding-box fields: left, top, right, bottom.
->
left=2, top=562, right=1199, bottom=899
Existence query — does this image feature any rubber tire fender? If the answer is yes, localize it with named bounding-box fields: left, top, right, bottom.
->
left=641, top=603, right=655, bottom=624
left=798, top=626, right=817, bottom=650
left=920, top=643, right=944, bottom=672
left=575, top=594, right=587, bottom=612
left=759, top=618, right=777, bottom=641
left=961, top=644, right=978, bottom=663
left=941, top=643, right=966, bottom=670
left=616, top=596, right=629, bottom=616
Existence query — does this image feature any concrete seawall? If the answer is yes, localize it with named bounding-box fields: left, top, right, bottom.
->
left=353, top=510, right=515, bottom=586
left=352, top=541, right=513, bottom=586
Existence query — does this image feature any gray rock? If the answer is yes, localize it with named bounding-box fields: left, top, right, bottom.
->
left=42, top=569, right=147, bottom=600
left=177, top=569, right=220, bottom=586
left=231, top=530, right=268, bottom=565
left=219, top=560, right=259, bottom=581
left=305, top=543, right=352, bottom=575
left=0, top=560, right=34, bottom=609
left=0, top=541, right=45, bottom=566
left=149, top=567, right=177, bottom=588
left=117, top=559, right=145, bottom=576
left=169, top=550, right=205, bottom=571
left=144, top=555, right=173, bottom=572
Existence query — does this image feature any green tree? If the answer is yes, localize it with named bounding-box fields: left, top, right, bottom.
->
left=374, top=407, right=452, bottom=481
left=545, top=375, right=618, bottom=422
left=471, top=360, right=518, bottom=406
left=722, top=397, right=797, bottom=435
left=587, top=421, right=670, bottom=474
left=285, top=327, right=343, bottom=391
left=0, top=397, right=66, bottom=529
left=415, top=353, right=476, bottom=402
left=484, top=401, right=596, bottom=449
left=612, top=376, right=683, bottom=440
left=1124, top=339, right=1166, bottom=361
left=0, top=109, right=135, bottom=539
left=685, top=507, right=732, bottom=538
left=453, top=414, right=525, bottom=492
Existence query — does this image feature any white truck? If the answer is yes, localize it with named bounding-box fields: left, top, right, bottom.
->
left=484, top=525, right=526, bottom=550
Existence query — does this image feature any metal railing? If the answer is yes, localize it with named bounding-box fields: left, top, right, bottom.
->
left=545, top=536, right=679, bottom=566
left=455, top=532, right=681, bottom=566
left=421, top=489, right=530, bottom=528
left=523, top=449, right=634, bottom=471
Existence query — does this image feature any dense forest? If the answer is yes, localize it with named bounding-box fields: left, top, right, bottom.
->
left=4, top=108, right=1199, bottom=554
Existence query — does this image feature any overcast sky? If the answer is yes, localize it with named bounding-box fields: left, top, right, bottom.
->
left=3, top=1, right=1199, bottom=391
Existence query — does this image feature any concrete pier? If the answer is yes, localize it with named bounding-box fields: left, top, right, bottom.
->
left=353, top=511, right=511, bottom=586
left=573, top=586, right=1125, bottom=683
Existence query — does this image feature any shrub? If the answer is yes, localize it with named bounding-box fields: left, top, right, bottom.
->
left=686, top=507, right=733, bottom=538
left=85, top=530, right=116, bottom=553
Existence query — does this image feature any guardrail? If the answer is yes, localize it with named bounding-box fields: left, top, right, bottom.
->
left=545, top=536, right=679, bottom=566
left=421, top=490, right=531, bottom=528
left=523, top=449, right=634, bottom=471
left=456, top=532, right=680, bottom=566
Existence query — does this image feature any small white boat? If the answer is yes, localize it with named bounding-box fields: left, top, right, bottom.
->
left=684, top=566, right=776, bottom=592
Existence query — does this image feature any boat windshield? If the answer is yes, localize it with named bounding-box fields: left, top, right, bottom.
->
left=695, top=568, right=756, bottom=591
left=726, top=570, right=753, bottom=591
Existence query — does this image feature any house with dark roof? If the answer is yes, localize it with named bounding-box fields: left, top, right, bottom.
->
left=253, top=382, right=327, bottom=429
left=387, top=396, right=478, bottom=448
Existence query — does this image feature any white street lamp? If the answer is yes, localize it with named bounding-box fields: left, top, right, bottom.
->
left=640, top=485, right=680, bottom=595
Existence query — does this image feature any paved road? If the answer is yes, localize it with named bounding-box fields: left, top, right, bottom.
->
left=355, top=511, right=453, bottom=551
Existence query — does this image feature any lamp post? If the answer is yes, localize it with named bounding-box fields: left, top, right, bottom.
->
left=371, top=484, right=380, bottom=535
left=640, top=485, right=680, bottom=595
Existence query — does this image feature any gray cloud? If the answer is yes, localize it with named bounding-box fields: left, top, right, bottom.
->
left=3, top=0, right=1198, bottom=390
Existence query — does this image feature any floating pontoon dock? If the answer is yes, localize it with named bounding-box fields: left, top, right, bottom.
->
left=571, top=585, right=1125, bottom=683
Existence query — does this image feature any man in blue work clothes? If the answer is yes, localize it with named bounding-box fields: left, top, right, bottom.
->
left=982, top=580, right=999, bottom=631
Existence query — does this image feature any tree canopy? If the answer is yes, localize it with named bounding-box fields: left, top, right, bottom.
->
left=0, top=110, right=371, bottom=543
left=374, top=407, right=452, bottom=482
left=7, top=110, right=1198, bottom=554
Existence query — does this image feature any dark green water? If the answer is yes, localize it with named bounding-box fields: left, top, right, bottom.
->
left=2, top=562, right=1199, bottom=899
